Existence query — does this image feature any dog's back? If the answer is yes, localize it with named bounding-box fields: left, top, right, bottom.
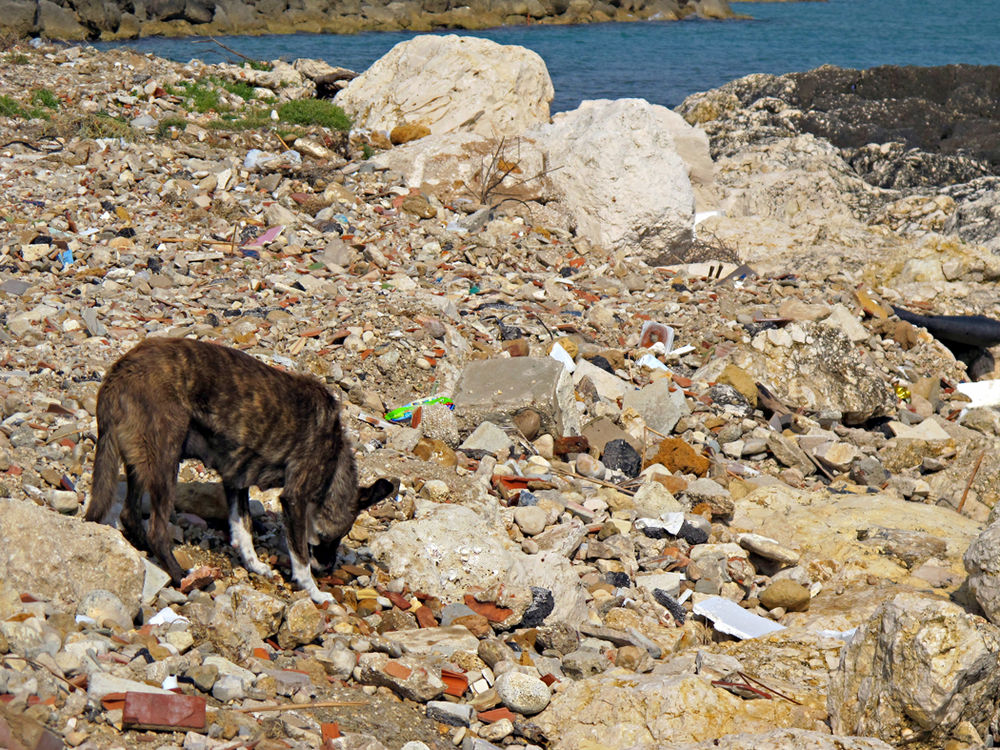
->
left=86, top=337, right=374, bottom=596
left=90, top=338, right=337, bottom=521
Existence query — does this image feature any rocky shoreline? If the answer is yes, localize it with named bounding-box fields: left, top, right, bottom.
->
left=3, top=33, right=1000, bottom=750
left=0, top=0, right=738, bottom=42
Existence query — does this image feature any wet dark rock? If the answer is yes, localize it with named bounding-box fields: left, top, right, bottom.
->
left=605, top=571, right=631, bottom=588
left=683, top=64, right=1000, bottom=188
left=584, top=355, right=614, bottom=374
left=520, top=586, right=555, bottom=628
left=677, top=521, right=710, bottom=546
left=601, top=438, right=642, bottom=477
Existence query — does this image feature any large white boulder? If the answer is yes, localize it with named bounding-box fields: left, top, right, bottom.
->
left=373, top=98, right=707, bottom=259
left=335, top=34, right=553, bottom=137
left=528, top=98, right=697, bottom=261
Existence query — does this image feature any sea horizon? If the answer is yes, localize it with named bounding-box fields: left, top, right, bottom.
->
left=93, top=0, right=1000, bottom=112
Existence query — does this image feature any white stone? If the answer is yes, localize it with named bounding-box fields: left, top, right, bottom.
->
left=493, top=670, right=551, bottom=715
left=336, top=35, right=553, bottom=137
left=527, top=99, right=696, bottom=261
left=514, top=506, right=548, bottom=536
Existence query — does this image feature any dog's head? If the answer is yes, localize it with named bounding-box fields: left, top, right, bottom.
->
left=310, top=477, right=400, bottom=570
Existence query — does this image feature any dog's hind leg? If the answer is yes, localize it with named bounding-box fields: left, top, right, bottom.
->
left=226, top=485, right=274, bottom=578
left=145, top=467, right=186, bottom=585
left=119, top=463, right=150, bottom=552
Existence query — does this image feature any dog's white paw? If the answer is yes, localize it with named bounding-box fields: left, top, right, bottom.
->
left=310, top=589, right=335, bottom=605
left=246, top=559, right=275, bottom=578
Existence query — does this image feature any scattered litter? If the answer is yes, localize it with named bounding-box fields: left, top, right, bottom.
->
left=549, top=341, right=576, bottom=372
left=242, top=225, right=284, bottom=249
left=385, top=396, right=455, bottom=423
left=693, top=596, right=786, bottom=640
left=640, top=322, right=674, bottom=351
left=956, top=380, right=1000, bottom=409
left=636, top=353, right=669, bottom=371
left=148, top=607, right=190, bottom=626
left=635, top=513, right=684, bottom=535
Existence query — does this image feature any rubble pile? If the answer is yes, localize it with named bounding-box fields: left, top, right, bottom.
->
left=3, top=39, right=1000, bottom=750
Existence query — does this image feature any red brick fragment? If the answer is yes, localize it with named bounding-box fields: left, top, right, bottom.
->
left=100, top=693, right=127, bottom=711
left=122, top=691, right=206, bottom=732
left=415, top=606, right=437, bottom=629
left=552, top=436, right=590, bottom=455
left=540, top=673, right=559, bottom=687
left=462, top=595, right=513, bottom=623
left=382, top=661, right=412, bottom=680
left=478, top=707, right=516, bottom=723
left=321, top=722, right=341, bottom=742
left=441, top=670, right=468, bottom=697
left=179, top=566, right=221, bottom=594
left=385, top=591, right=411, bottom=610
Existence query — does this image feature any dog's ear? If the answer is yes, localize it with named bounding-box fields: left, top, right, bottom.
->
left=359, top=477, right=399, bottom=509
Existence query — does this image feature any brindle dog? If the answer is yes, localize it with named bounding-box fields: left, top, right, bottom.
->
left=85, top=337, right=398, bottom=603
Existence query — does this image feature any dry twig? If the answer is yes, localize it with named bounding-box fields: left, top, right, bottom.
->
left=233, top=699, right=366, bottom=713
left=957, top=450, right=986, bottom=514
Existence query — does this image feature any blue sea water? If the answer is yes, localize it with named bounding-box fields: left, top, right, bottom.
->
left=94, top=0, right=1000, bottom=113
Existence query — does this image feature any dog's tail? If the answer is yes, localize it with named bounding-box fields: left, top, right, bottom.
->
left=86, top=427, right=119, bottom=523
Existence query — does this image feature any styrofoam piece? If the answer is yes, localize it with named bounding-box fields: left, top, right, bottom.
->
left=692, top=596, right=786, bottom=640
left=635, top=512, right=684, bottom=535
left=956, top=380, right=1000, bottom=409
left=549, top=341, right=576, bottom=372
left=148, top=607, right=190, bottom=626
left=665, top=344, right=696, bottom=359
left=636, top=353, right=668, bottom=371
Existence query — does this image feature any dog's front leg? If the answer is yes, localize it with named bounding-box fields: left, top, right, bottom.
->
left=280, top=493, right=333, bottom=605
left=226, top=486, right=274, bottom=578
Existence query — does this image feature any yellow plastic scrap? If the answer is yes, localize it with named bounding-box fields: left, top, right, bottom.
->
left=855, top=288, right=891, bottom=320
left=894, top=384, right=911, bottom=401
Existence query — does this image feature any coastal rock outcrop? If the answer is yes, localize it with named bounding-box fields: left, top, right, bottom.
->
left=679, top=64, right=1000, bottom=183
left=335, top=35, right=554, bottom=138
left=680, top=64, right=1000, bottom=281
left=0, top=0, right=736, bottom=39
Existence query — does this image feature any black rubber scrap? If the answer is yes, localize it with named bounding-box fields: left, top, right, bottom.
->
left=892, top=305, right=1000, bottom=347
